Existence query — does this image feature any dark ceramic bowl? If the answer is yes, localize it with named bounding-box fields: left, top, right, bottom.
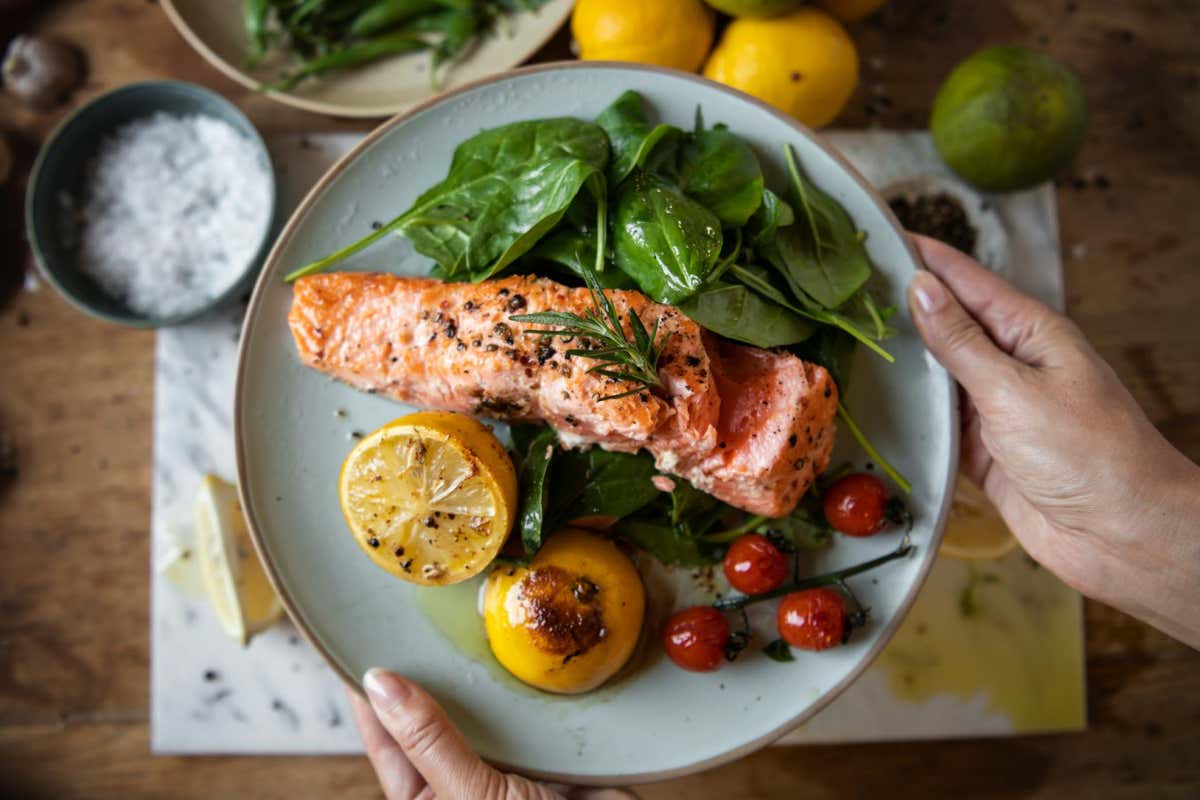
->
left=25, top=80, right=277, bottom=327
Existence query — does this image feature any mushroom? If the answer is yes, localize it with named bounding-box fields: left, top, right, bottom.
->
left=2, top=35, right=82, bottom=110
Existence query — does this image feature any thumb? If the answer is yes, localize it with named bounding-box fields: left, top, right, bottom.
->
left=907, top=268, right=1019, bottom=401
left=364, top=668, right=507, bottom=800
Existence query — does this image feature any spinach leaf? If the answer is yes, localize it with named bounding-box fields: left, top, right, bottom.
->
left=679, top=282, right=814, bottom=348
left=744, top=188, right=793, bottom=247
left=761, top=144, right=871, bottom=310
left=287, top=119, right=611, bottom=283
left=508, top=422, right=546, bottom=458
left=514, top=426, right=557, bottom=556
left=761, top=505, right=832, bottom=552
left=547, top=447, right=661, bottom=527
left=595, top=90, right=681, bottom=183
left=512, top=426, right=661, bottom=555
left=527, top=228, right=637, bottom=289
left=837, top=289, right=897, bottom=342
left=763, top=639, right=796, bottom=662
left=397, top=118, right=609, bottom=280
left=678, top=124, right=764, bottom=228
left=730, top=263, right=895, bottom=363
left=669, top=478, right=719, bottom=526
left=612, top=170, right=723, bottom=304
left=614, top=518, right=722, bottom=566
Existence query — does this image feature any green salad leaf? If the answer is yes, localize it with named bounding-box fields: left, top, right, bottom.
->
left=286, top=118, right=609, bottom=282
left=731, top=263, right=895, bottom=362
left=678, top=124, right=764, bottom=228
left=548, top=447, right=661, bottom=526
left=514, top=426, right=557, bottom=557
left=596, top=90, right=682, bottom=183
left=678, top=283, right=814, bottom=348
left=398, top=118, right=609, bottom=280
left=526, top=228, right=637, bottom=289
left=763, top=639, right=796, bottom=662
left=761, top=145, right=872, bottom=310
left=744, top=188, right=794, bottom=247
left=669, top=478, right=719, bottom=526
left=761, top=504, right=833, bottom=552
left=612, top=170, right=723, bottom=304
left=510, top=425, right=661, bottom=557
left=614, top=518, right=723, bottom=567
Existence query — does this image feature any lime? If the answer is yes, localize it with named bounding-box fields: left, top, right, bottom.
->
left=931, top=47, right=1088, bottom=192
left=704, top=0, right=803, bottom=17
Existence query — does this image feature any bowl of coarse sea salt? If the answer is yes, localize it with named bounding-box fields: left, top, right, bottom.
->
left=26, top=81, right=276, bottom=327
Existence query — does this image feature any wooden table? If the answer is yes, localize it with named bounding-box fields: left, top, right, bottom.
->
left=2, top=1, right=1197, bottom=797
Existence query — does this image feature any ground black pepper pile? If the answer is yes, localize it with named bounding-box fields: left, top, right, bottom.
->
left=889, top=192, right=978, bottom=256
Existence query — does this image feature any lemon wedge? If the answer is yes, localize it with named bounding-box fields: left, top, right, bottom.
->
left=939, top=475, right=1019, bottom=561
left=195, top=474, right=284, bottom=644
left=339, top=411, right=517, bottom=586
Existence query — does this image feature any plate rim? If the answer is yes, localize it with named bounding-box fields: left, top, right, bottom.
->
left=234, top=60, right=960, bottom=785
left=160, top=0, right=575, bottom=118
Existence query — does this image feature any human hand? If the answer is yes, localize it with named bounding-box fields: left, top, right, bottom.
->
left=351, top=668, right=638, bottom=800
left=907, top=235, right=1200, bottom=648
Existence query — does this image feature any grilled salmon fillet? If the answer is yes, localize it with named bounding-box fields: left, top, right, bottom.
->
left=290, top=273, right=838, bottom=517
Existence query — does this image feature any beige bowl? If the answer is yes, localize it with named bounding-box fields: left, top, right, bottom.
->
left=161, top=0, right=574, bottom=118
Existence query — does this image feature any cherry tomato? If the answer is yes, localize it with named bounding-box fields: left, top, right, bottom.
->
left=663, top=606, right=730, bottom=672
left=823, top=473, right=889, bottom=536
left=777, top=588, right=848, bottom=651
left=723, top=533, right=789, bottom=595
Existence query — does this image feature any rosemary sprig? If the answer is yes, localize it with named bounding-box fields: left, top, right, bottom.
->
left=511, top=267, right=670, bottom=402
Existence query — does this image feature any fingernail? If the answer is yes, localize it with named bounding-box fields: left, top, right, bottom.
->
left=363, top=668, right=409, bottom=707
left=910, top=271, right=948, bottom=314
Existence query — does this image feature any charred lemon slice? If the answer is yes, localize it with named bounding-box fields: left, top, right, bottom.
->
left=939, top=475, right=1019, bottom=561
left=339, top=411, right=516, bottom=586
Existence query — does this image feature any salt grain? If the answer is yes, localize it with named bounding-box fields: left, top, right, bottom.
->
left=74, top=112, right=271, bottom=318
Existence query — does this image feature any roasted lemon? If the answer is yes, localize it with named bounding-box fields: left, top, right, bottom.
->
left=484, top=529, right=645, bottom=694
left=339, top=411, right=516, bottom=586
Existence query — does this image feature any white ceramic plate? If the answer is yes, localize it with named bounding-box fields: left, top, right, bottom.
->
left=161, top=0, right=573, bottom=118
left=235, top=63, right=958, bottom=784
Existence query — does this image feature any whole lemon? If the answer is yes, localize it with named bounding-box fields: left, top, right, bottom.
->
left=703, top=8, right=858, bottom=128
left=814, top=0, right=888, bottom=23
left=704, top=0, right=803, bottom=17
left=931, top=46, right=1088, bottom=192
left=573, top=0, right=715, bottom=73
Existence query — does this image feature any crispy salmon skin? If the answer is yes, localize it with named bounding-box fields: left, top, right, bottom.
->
left=289, top=273, right=837, bottom=517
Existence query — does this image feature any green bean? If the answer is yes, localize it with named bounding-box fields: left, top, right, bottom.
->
left=272, top=32, right=429, bottom=90
left=244, top=0, right=270, bottom=65
left=289, top=0, right=327, bottom=24
left=350, top=0, right=444, bottom=38
left=249, top=0, right=553, bottom=90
